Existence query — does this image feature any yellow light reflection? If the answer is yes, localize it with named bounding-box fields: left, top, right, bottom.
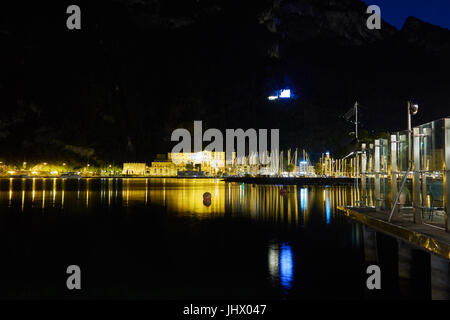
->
left=86, top=179, right=90, bottom=208
left=42, top=178, right=46, bottom=209
left=32, top=178, right=36, bottom=202
left=8, top=177, right=13, bottom=207
left=61, top=179, right=65, bottom=209
left=52, top=178, right=56, bottom=206
left=0, top=178, right=361, bottom=226
left=108, top=178, right=112, bottom=207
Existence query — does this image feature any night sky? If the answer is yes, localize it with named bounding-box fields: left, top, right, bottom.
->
left=362, top=0, right=450, bottom=30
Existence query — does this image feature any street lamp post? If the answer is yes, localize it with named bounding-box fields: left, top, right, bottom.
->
left=407, top=101, right=419, bottom=165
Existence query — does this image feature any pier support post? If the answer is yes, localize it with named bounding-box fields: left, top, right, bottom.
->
left=431, top=255, right=450, bottom=300
left=397, top=241, right=413, bottom=280
left=397, top=241, right=431, bottom=299
left=363, top=225, right=378, bottom=263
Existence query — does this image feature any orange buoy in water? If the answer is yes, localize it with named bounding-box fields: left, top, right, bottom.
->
left=203, top=192, right=212, bottom=207
left=203, top=192, right=212, bottom=200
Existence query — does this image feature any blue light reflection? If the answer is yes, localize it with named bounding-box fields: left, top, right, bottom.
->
left=279, top=243, right=294, bottom=290
left=325, top=190, right=331, bottom=224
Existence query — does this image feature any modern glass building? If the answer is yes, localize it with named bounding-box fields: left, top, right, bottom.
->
left=353, top=118, right=450, bottom=232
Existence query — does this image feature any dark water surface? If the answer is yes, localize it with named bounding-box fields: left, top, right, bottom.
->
left=0, top=178, right=425, bottom=299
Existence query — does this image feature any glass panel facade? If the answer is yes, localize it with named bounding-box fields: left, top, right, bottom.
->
left=353, top=118, right=449, bottom=231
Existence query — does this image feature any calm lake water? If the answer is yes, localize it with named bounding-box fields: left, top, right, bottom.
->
left=0, top=178, right=425, bottom=299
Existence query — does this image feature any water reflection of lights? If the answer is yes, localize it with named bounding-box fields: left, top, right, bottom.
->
left=42, top=178, right=46, bottom=208
left=325, top=190, right=331, bottom=224
left=0, top=179, right=358, bottom=225
left=8, top=178, right=12, bottom=207
left=280, top=243, right=294, bottom=290
left=268, top=242, right=294, bottom=291
left=86, top=179, right=90, bottom=207
left=32, top=178, right=36, bottom=202
left=21, top=190, right=25, bottom=212
left=108, top=179, right=112, bottom=207
left=61, top=182, right=65, bottom=209
left=300, top=188, right=307, bottom=212
left=52, top=178, right=57, bottom=206
left=268, top=244, right=279, bottom=279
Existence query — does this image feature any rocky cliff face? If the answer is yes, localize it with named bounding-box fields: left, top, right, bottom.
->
left=0, top=0, right=449, bottom=162
left=399, top=16, right=450, bottom=54
left=259, top=0, right=397, bottom=46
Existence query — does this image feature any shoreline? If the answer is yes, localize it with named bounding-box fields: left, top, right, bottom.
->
left=0, top=176, right=357, bottom=186
left=222, top=176, right=355, bottom=185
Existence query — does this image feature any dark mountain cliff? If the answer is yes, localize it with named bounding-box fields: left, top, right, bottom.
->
left=399, top=16, right=450, bottom=54
left=259, top=0, right=397, bottom=46
left=0, top=0, right=449, bottom=164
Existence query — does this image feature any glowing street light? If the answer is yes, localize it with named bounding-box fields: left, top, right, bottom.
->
left=407, top=101, right=419, bottom=164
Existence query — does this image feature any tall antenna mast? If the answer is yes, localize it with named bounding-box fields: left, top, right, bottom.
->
left=355, top=101, right=358, bottom=141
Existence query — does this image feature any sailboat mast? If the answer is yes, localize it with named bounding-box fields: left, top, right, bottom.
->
left=355, top=101, right=358, bottom=141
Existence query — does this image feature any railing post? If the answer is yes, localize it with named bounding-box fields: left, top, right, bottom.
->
left=413, top=127, right=422, bottom=224
left=361, top=144, right=367, bottom=207
left=375, top=139, right=381, bottom=211
left=391, top=134, right=398, bottom=212
left=444, top=120, right=450, bottom=232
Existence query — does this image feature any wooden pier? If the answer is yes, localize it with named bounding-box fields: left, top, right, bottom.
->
left=337, top=205, right=450, bottom=299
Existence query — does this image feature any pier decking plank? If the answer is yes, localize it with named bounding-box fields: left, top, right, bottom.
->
left=337, top=206, right=450, bottom=260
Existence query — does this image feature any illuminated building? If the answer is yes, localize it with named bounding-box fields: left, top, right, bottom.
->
left=148, top=161, right=177, bottom=177
left=122, top=163, right=146, bottom=175
left=122, top=152, right=233, bottom=177
left=169, top=151, right=232, bottom=176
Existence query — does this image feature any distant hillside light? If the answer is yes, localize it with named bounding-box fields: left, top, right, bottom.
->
left=279, top=89, right=291, bottom=98
left=267, top=89, right=292, bottom=101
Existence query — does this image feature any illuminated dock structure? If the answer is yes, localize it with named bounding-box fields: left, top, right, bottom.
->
left=342, top=118, right=450, bottom=231
left=338, top=118, right=450, bottom=299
